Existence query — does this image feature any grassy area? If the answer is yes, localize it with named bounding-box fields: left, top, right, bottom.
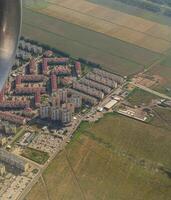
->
left=150, top=107, right=171, bottom=131
left=146, top=61, right=171, bottom=97
left=11, top=127, right=25, bottom=146
left=127, top=87, right=158, bottom=106
left=24, top=1, right=49, bottom=9
left=26, top=113, right=171, bottom=200
left=22, top=147, right=49, bottom=165
left=22, top=8, right=161, bottom=76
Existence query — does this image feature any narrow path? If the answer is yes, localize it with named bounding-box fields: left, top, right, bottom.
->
left=64, top=149, right=86, bottom=200
left=40, top=175, right=51, bottom=200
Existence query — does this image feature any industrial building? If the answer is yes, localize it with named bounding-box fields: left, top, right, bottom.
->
left=0, top=149, right=29, bottom=172
left=104, top=100, right=118, bottom=110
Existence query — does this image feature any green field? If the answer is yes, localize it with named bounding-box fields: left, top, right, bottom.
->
left=22, top=8, right=161, bottom=76
left=22, top=147, right=49, bottom=165
left=26, top=113, right=171, bottom=200
left=88, top=0, right=171, bottom=27
left=150, top=107, right=171, bottom=131
left=127, top=87, right=159, bottom=106
left=146, top=55, right=171, bottom=97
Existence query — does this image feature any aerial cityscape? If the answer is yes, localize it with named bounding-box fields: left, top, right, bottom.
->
left=1, top=0, right=171, bottom=200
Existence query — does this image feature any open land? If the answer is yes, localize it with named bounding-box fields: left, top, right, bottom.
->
left=26, top=113, right=171, bottom=200
left=22, top=8, right=161, bottom=76
left=127, top=87, right=159, bottom=106
left=22, top=147, right=49, bottom=165
left=37, top=0, right=171, bottom=54
left=88, top=0, right=171, bottom=27
left=144, top=50, right=171, bottom=96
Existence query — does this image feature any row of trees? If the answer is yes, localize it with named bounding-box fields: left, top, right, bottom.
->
left=115, top=0, right=171, bottom=18
left=115, top=0, right=161, bottom=13
left=20, top=36, right=102, bottom=69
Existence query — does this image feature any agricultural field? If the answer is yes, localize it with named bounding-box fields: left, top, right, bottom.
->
left=35, top=0, right=171, bottom=54
left=26, top=113, right=171, bottom=200
left=88, top=0, right=171, bottom=27
left=22, top=8, right=160, bottom=76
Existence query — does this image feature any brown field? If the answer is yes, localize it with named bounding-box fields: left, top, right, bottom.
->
left=30, top=0, right=171, bottom=53
left=26, top=114, right=171, bottom=200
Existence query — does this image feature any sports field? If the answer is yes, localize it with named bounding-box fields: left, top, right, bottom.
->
left=26, top=113, right=171, bottom=200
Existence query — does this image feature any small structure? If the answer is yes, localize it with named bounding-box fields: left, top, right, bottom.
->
left=0, top=163, right=6, bottom=176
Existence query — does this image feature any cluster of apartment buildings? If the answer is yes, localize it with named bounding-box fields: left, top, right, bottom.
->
left=69, top=68, right=124, bottom=105
left=0, top=100, right=29, bottom=110
left=0, top=121, right=17, bottom=135
left=0, top=111, right=27, bottom=125
left=40, top=89, right=82, bottom=124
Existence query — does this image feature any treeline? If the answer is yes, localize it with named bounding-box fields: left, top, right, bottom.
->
left=21, top=36, right=102, bottom=69
left=147, top=0, right=171, bottom=7
left=114, top=0, right=161, bottom=13
left=115, top=0, right=171, bottom=18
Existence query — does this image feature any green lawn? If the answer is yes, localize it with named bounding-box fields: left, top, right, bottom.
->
left=26, top=113, right=171, bottom=200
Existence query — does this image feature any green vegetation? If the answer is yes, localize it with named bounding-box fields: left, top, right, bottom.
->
left=11, top=128, right=25, bottom=146
left=89, top=0, right=171, bottom=26
left=127, top=87, right=158, bottom=106
left=146, top=59, right=171, bottom=97
left=22, top=8, right=161, bottom=76
left=22, top=147, right=49, bottom=164
left=150, top=107, right=171, bottom=131
left=90, top=0, right=171, bottom=18
left=26, top=114, right=171, bottom=200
